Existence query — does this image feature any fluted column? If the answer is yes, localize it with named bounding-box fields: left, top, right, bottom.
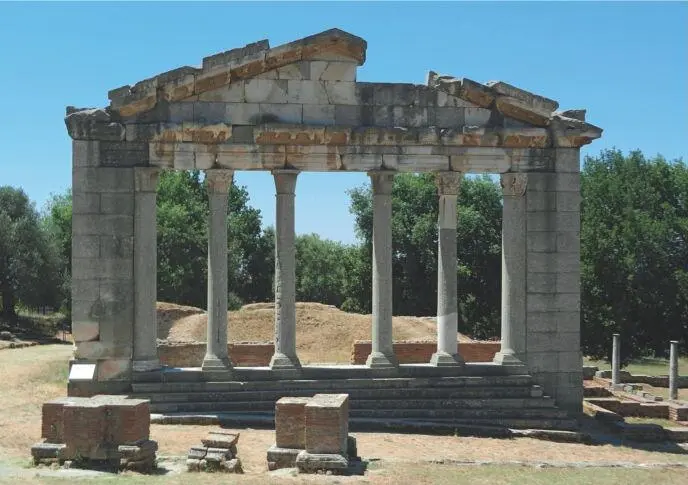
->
left=133, top=167, right=161, bottom=372
left=494, top=173, right=527, bottom=366
left=366, top=171, right=397, bottom=368
left=430, top=172, right=464, bottom=367
left=270, top=169, right=301, bottom=370
left=202, top=169, right=233, bottom=371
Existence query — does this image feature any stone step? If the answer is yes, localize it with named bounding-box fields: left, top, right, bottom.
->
left=131, top=385, right=543, bottom=403
left=131, top=375, right=536, bottom=393
left=150, top=411, right=578, bottom=431
left=148, top=397, right=555, bottom=414
left=148, top=401, right=565, bottom=418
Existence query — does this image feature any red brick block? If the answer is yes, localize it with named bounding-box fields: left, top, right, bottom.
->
left=304, top=394, right=348, bottom=455
left=275, top=397, right=310, bottom=449
left=41, top=397, right=90, bottom=443
left=93, top=395, right=150, bottom=445
left=62, top=400, right=108, bottom=459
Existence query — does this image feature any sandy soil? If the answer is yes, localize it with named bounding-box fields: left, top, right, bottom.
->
left=158, top=301, right=474, bottom=363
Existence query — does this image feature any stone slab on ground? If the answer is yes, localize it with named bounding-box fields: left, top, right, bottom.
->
left=267, top=444, right=302, bottom=470
left=201, top=430, right=240, bottom=448
left=305, top=394, right=349, bottom=455
left=295, top=450, right=349, bottom=474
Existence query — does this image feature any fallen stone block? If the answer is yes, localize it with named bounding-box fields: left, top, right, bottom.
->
left=222, top=458, right=243, bottom=473
left=187, top=445, right=208, bottom=460
left=187, top=458, right=202, bottom=472
left=296, top=450, right=348, bottom=474
left=205, top=447, right=232, bottom=463
left=31, top=442, right=66, bottom=464
left=201, top=430, right=239, bottom=449
left=267, top=444, right=302, bottom=470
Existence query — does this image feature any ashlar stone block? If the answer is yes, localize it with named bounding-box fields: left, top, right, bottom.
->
left=304, top=394, right=349, bottom=455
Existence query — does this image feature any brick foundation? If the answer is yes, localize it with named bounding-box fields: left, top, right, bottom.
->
left=350, top=340, right=500, bottom=365
left=158, top=342, right=274, bottom=367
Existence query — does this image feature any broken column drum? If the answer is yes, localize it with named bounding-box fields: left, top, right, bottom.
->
left=65, top=28, right=602, bottom=414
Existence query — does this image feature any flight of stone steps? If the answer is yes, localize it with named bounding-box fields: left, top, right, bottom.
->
left=130, top=373, right=577, bottom=431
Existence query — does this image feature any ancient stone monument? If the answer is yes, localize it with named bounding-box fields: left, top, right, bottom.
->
left=64, top=28, right=602, bottom=423
left=31, top=395, right=157, bottom=472
left=268, top=394, right=357, bottom=473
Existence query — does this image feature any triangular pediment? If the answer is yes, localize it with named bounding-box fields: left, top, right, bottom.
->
left=108, top=28, right=367, bottom=118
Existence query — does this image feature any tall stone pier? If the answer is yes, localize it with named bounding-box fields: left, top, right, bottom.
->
left=64, top=28, right=602, bottom=414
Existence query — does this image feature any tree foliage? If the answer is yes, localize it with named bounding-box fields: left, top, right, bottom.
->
left=0, top=186, right=60, bottom=322
left=581, top=149, right=688, bottom=361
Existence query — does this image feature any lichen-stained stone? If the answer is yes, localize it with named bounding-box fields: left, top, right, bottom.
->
left=259, top=104, right=303, bottom=124
left=486, top=81, right=559, bottom=113
left=304, top=394, right=349, bottom=455
left=65, top=108, right=125, bottom=141
left=309, top=61, right=357, bottom=81
left=495, top=97, right=551, bottom=127
left=275, top=397, right=310, bottom=449
left=286, top=80, right=330, bottom=104
left=159, top=71, right=196, bottom=104
left=245, top=79, right=288, bottom=104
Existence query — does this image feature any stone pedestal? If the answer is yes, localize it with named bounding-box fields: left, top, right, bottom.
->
left=296, top=393, right=350, bottom=473
left=270, top=170, right=301, bottom=371
left=430, top=172, right=464, bottom=367
left=203, top=170, right=234, bottom=371
left=366, top=171, right=397, bottom=368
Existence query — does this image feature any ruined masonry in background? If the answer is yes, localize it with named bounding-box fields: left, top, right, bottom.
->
left=31, top=395, right=157, bottom=472
left=65, top=27, right=602, bottom=418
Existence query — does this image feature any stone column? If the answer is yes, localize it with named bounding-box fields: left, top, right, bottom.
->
left=611, top=333, right=620, bottom=387
left=494, top=173, right=527, bottom=366
left=270, top=169, right=301, bottom=370
left=366, top=171, right=397, bottom=368
left=670, top=340, right=679, bottom=400
left=202, top=170, right=234, bottom=371
left=430, top=172, right=464, bottom=367
left=133, top=167, right=161, bottom=372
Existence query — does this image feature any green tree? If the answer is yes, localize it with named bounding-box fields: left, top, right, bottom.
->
left=0, top=187, right=60, bottom=322
left=346, top=173, right=502, bottom=338
left=295, top=233, right=353, bottom=307
left=156, top=170, right=273, bottom=310
left=581, top=149, right=688, bottom=362
left=42, top=191, right=72, bottom=315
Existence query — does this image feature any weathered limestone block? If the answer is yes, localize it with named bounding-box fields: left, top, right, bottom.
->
left=267, top=445, right=302, bottom=470
left=275, top=397, right=310, bottom=449
left=486, top=81, right=559, bottom=113
left=295, top=450, right=349, bottom=474
left=304, top=394, right=349, bottom=455
left=201, top=430, right=240, bottom=449
left=65, top=108, right=125, bottom=141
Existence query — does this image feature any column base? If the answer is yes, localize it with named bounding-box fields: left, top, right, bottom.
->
left=429, top=351, right=464, bottom=367
left=366, top=352, right=398, bottom=368
left=493, top=351, right=523, bottom=366
left=269, top=352, right=301, bottom=370
left=132, top=358, right=161, bottom=372
left=202, top=356, right=232, bottom=371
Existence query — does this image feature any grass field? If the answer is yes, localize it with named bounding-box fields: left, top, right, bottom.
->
left=584, top=357, right=688, bottom=377
left=2, top=345, right=688, bottom=483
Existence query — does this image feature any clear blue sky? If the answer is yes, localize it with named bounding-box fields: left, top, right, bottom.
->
left=1, top=2, right=686, bottom=243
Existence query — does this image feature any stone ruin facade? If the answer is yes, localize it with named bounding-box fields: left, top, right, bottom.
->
left=64, top=28, right=602, bottom=414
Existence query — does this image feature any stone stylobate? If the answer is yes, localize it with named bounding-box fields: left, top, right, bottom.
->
left=64, top=27, right=602, bottom=416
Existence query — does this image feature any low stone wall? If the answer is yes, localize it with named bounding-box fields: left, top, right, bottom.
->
left=595, top=370, right=688, bottom=388
left=350, top=340, right=500, bottom=365
left=158, top=342, right=273, bottom=367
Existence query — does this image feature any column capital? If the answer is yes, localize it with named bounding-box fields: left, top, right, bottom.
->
left=501, top=173, right=528, bottom=197
left=368, top=170, right=395, bottom=195
left=134, top=167, right=161, bottom=193
left=272, top=169, right=300, bottom=195
left=206, top=169, right=234, bottom=194
left=435, top=171, right=463, bottom=196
